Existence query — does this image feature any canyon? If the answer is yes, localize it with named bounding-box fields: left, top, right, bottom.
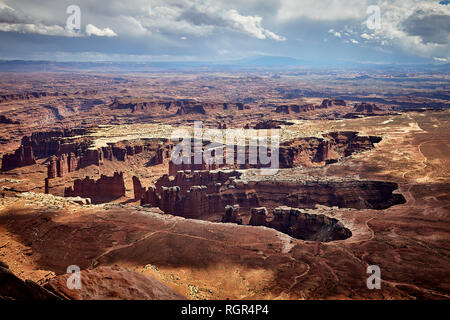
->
left=0, top=70, right=448, bottom=301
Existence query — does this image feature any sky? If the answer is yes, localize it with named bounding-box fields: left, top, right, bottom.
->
left=0, top=0, right=449, bottom=65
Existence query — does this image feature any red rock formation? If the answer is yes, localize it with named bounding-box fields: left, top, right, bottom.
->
left=156, top=170, right=240, bottom=195
left=57, top=153, right=69, bottom=177
left=275, top=104, right=316, bottom=113
left=353, top=103, right=383, bottom=113
left=269, top=206, right=351, bottom=242
left=141, top=186, right=160, bottom=207
left=222, top=205, right=242, bottom=224
left=0, top=91, right=58, bottom=103
left=1, top=146, right=36, bottom=171
left=0, top=263, right=62, bottom=300
left=64, top=172, right=125, bottom=204
left=320, top=99, right=346, bottom=108
left=159, top=186, right=181, bottom=214
left=148, top=171, right=405, bottom=223
left=253, top=120, right=293, bottom=129
left=44, top=178, right=49, bottom=194
left=132, top=176, right=146, bottom=200
left=68, top=152, right=78, bottom=172
left=246, top=206, right=351, bottom=241
left=45, top=266, right=186, bottom=300
left=249, top=207, right=270, bottom=226
left=179, top=186, right=210, bottom=219
left=176, top=104, right=206, bottom=115
left=279, top=131, right=381, bottom=168
left=47, top=156, right=58, bottom=178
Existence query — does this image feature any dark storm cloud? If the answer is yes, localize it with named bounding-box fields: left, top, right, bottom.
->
left=0, top=2, right=28, bottom=23
left=402, top=12, right=450, bottom=44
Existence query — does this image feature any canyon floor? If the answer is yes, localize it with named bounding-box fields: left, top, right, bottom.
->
left=0, top=71, right=449, bottom=300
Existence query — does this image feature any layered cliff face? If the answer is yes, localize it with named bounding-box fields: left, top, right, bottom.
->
left=1, top=129, right=88, bottom=171
left=248, top=206, right=352, bottom=242
left=136, top=170, right=357, bottom=241
left=2, top=128, right=168, bottom=174
left=279, top=131, right=382, bottom=168
left=135, top=167, right=405, bottom=238
left=238, top=179, right=405, bottom=211
left=222, top=205, right=242, bottom=224
left=0, top=91, right=59, bottom=103
left=110, top=98, right=249, bottom=116
left=353, top=103, right=383, bottom=114
left=253, top=119, right=294, bottom=129
left=64, top=172, right=125, bottom=204
left=343, top=103, right=388, bottom=119
left=156, top=170, right=241, bottom=195
left=272, top=99, right=346, bottom=114
left=168, top=130, right=381, bottom=175
left=320, top=99, right=346, bottom=108
left=1, top=146, right=36, bottom=171
left=176, top=105, right=206, bottom=115
left=275, top=104, right=316, bottom=114
left=133, top=175, right=146, bottom=200
left=22, top=129, right=89, bottom=158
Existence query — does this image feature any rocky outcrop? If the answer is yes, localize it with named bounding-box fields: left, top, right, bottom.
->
left=243, top=179, right=405, bottom=211
left=145, top=173, right=405, bottom=222
left=343, top=103, right=386, bottom=118
left=0, top=91, right=59, bottom=103
left=248, top=206, right=352, bottom=242
left=176, top=104, right=206, bottom=115
left=110, top=98, right=248, bottom=116
left=249, top=207, right=271, bottom=226
left=141, top=186, right=160, bottom=207
left=156, top=170, right=241, bottom=196
left=0, top=263, right=185, bottom=300
left=179, top=186, right=210, bottom=219
left=22, top=129, right=89, bottom=158
left=0, top=262, right=62, bottom=300
left=353, top=103, right=382, bottom=113
left=274, top=104, right=316, bottom=114
left=148, top=144, right=172, bottom=165
left=279, top=131, right=381, bottom=168
left=222, top=205, right=242, bottom=224
left=272, top=99, right=346, bottom=114
left=253, top=120, right=293, bottom=129
left=3, top=128, right=154, bottom=174
left=159, top=186, right=181, bottom=214
left=64, top=172, right=125, bottom=204
left=1, top=146, right=36, bottom=171
left=320, top=99, right=346, bottom=108
left=45, top=266, right=186, bottom=300
left=132, top=176, right=145, bottom=200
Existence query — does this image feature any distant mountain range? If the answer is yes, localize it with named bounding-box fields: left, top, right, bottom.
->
left=0, top=56, right=448, bottom=72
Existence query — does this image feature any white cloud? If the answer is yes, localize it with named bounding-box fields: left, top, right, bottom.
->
left=85, top=24, right=117, bottom=37
left=0, top=22, right=80, bottom=36
left=328, top=29, right=341, bottom=38
left=433, top=57, right=448, bottom=62
left=277, top=0, right=370, bottom=21
left=223, top=9, right=285, bottom=41
left=320, top=0, right=450, bottom=59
